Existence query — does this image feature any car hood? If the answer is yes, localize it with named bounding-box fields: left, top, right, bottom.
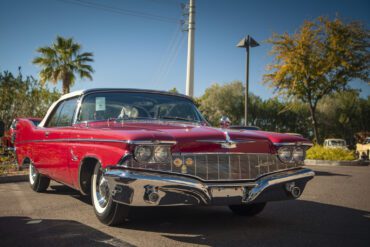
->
left=74, top=121, right=311, bottom=153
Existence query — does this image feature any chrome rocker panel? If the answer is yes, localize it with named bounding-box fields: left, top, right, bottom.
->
left=104, top=167, right=315, bottom=206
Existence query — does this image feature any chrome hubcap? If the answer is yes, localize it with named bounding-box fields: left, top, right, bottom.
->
left=30, top=165, right=37, bottom=181
left=96, top=171, right=109, bottom=208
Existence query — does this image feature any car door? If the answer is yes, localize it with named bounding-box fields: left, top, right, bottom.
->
left=35, top=97, right=78, bottom=185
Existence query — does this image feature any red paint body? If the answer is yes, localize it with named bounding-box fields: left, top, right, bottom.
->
left=1, top=118, right=41, bottom=151
left=15, top=119, right=310, bottom=190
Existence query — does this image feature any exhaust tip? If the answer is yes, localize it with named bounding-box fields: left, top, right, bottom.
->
left=285, top=182, right=301, bottom=198
left=148, top=192, right=160, bottom=203
left=291, top=186, right=301, bottom=198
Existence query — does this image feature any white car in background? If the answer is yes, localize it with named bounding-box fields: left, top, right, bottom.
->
left=323, top=138, right=348, bottom=150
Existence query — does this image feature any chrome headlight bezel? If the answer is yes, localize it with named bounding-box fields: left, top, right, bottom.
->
left=134, top=145, right=153, bottom=163
left=277, top=145, right=307, bottom=163
left=277, top=146, right=293, bottom=163
left=153, top=145, right=171, bottom=163
left=134, top=145, right=172, bottom=163
left=292, top=147, right=305, bottom=162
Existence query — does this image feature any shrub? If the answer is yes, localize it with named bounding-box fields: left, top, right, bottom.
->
left=306, top=145, right=356, bottom=161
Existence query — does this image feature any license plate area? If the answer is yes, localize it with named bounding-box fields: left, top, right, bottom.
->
left=210, top=186, right=247, bottom=205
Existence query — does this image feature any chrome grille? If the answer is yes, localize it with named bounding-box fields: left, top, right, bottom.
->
left=125, top=153, right=301, bottom=181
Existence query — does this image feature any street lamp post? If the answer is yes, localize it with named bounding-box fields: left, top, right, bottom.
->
left=237, top=35, right=259, bottom=126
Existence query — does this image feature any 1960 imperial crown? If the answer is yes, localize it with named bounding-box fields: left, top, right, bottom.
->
left=14, top=88, right=314, bottom=225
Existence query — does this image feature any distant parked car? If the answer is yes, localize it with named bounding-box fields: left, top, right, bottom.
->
left=323, top=138, right=348, bottom=150
left=356, top=137, right=370, bottom=160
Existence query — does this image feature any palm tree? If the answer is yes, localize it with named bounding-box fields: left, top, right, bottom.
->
left=33, top=36, right=94, bottom=94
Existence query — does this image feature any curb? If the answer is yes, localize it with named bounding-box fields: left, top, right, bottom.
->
left=305, top=159, right=370, bottom=167
left=0, top=174, right=28, bottom=183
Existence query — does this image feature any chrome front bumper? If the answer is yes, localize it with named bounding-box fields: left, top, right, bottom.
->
left=104, top=168, right=315, bottom=206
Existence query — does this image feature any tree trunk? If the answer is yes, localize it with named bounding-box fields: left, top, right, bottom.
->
left=62, top=75, right=70, bottom=94
left=308, top=104, right=319, bottom=144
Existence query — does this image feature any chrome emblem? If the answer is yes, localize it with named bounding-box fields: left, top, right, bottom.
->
left=221, top=132, right=237, bottom=149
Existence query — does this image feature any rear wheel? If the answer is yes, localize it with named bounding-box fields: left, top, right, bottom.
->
left=29, top=164, right=50, bottom=192
left=91, top=163, right=129, bottom=226
left=229, top=202, right=266, bottom=216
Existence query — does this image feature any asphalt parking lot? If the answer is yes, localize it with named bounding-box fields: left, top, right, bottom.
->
left=1, top=165, right=370, bottom=247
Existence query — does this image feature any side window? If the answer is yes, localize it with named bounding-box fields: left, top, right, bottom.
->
left=46, top=102, right=64, bottom=127
left=46, top=98, right=78, bottom=127
left=57, top=98, right=78, bottom=127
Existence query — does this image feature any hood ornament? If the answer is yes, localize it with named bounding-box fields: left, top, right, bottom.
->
left=221, top=131, right=237, bottom=149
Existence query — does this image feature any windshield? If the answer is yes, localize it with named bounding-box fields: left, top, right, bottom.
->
left=78, top=92, right=204, bottom=123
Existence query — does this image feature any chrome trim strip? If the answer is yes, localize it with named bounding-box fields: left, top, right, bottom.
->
left=18, top=138, right=177, bottom=145
left=128, top=140, right=177, bottom=145
left=274, top=142, right=313, bottom=147
left=197, top=139, right=256, bottom=144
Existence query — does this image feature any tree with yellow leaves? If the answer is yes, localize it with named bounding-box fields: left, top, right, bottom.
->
left=264, top=17, right=369, bottom=143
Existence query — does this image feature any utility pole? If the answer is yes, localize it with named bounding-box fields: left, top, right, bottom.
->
left=185, top=0, right=195, bottom=97
left=237, top=35, right=259, bottom=126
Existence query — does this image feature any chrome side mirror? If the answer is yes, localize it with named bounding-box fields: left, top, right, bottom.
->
left=219, top=116, right=231, bottom=129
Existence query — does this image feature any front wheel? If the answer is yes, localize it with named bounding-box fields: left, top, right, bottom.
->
left=29, top=164, right=50, bottom=192
left=229, top=202, right=266, bottom=217
left=91, top=163, right=129, bottom=226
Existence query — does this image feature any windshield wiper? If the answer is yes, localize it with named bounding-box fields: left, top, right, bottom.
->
left=159, top=116, right=198, bottom=122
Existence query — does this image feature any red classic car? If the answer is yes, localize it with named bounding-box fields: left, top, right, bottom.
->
left=14, top=88, right=314, bottom=226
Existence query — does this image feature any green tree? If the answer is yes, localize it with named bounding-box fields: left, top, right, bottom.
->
left=317, top=90, right=370, bottom=146
left=33, top=36, right=94, bottom=94
left=198, top=81, right=244, bottom=126
left=0, top=68, right=60, bottom=128
left=264, top=17, right=370, bottom=143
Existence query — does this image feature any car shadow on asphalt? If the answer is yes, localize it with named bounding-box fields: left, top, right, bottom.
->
left=0, top=216, right=133, bottom=247
left=43, top=184, right=369, bottom=246
left=48, top=184, right=92, bottom=205
left=313, top=170, right=351, bottom=177
left=123, top=200, right=370, bottom=246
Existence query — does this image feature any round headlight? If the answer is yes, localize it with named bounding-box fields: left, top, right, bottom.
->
left=134, top=146, right=153, bottom=162
left=278, top=146, right=293, bottom=163
left=292, top=147, right=305, bottom=162
left=154, top=146, right=171, bottom=163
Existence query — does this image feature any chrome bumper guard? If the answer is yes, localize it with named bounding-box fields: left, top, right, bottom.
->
left=104, top=168, right=315, bottom=206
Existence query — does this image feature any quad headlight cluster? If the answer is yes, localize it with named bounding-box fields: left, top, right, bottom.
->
left=277, top=146, right=306, bottom=163
left=134, top=145, right=171, bottom=163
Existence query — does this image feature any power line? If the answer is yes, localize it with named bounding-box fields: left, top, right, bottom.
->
left=160, top=32, right=185, bottom=83
left=154, top=24, right=182, bottom=83
left=57, top=0, right=180, bottom=23
left=156, top=26, right=184, bottom=83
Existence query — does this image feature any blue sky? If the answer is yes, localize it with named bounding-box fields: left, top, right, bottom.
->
left=1, top=0, right=369, bottom=99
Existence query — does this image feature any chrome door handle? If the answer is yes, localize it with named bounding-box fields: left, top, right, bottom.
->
left=45, top=131, right=50, bottom=137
